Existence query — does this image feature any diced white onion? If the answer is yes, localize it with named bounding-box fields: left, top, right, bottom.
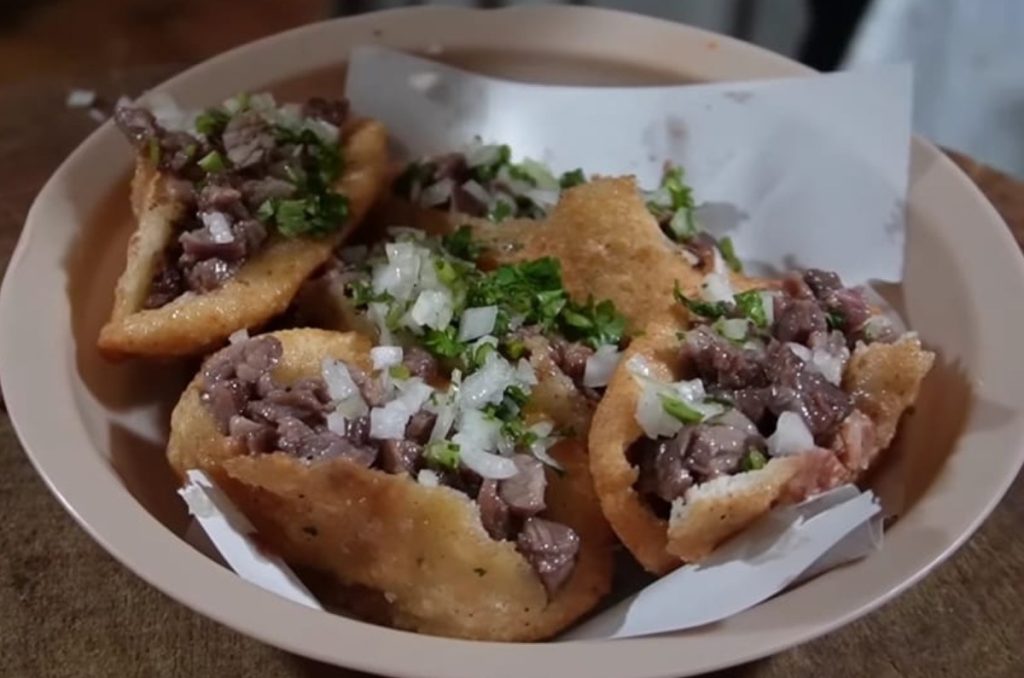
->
left=670, top=378, right=707, bottom=403
left=515, top=358, right=538, bottom=387
left=370, top=401, right=413, bottom=440
left=228, top=328, right=249, bottom=345
left=427, top=397, right=456, bottom=443
left=518, top=158, right=560, bottom=191
left=419, top=178, right=455, bottom=206
left=371, top=346, right=404, bottom=371
left=767, top=412, right=815, bottom=456
left=760, top=291, right=776, bottom=326
left=645, top=186, right=672, bottom=209
left=458, top=306, right=498, bottom=342
left=321, top=358, right=359, bottom=401
left=201, top=211, right=234, bottom=244
left=524, top=188, right=560, bottom=208
left=409, top=289, right=454, bottom=330
left=372, top=241, right=422, bottom=301
left=679, top=248, right=700, bottom=266
left=636, top=383, right=684, bottom=438
left=810, top=345, right=850, bottom=386
left=326, top=411, right=348, bottom=436
left=452, top=409, right=502, bottom=454
left=66, top=89, right=96, bottom=108
left=495, top=165, right=534, bottom=195
left=334, top=395, right=368, bottom=419
left=701, top=272, right=735, bottom=303
left=667, top=208, right=691, bottom=239
left=367, top=302, right=394, bottom=346
left=583, top=344, right=622, bottom=388
left=458, top=354, right=517, bottom=410
left=459, top=447, right=518, bottom=479
left=712, top=247, right=728, bottom=275
left=716, top=318, right=749, bottom=342
left=247, top=92, right=278, bottom=113
left=787, top=343, right=812, bottom=362
left=417, top=469, right=440, bottom=487
left=303, top=118, right=339, bottom=145
left=528, top=421, right=564, bottom=470
left=461, top=180, right=493, bottom=206
left=465, top=141, right=502, bottom=168
left=396, top=378, right=434, bottom=413
left=145, top=91, right=186, bottom=131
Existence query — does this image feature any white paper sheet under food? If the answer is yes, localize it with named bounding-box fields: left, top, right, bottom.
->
left=346, top=46, right=912, bottom=286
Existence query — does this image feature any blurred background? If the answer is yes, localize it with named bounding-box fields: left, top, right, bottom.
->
left=1, top=0, right=1021, bottom=175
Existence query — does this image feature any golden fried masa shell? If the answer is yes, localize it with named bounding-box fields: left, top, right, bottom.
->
left=166, top=329, right=374, bottom=476
left=167, top=329, right=614, bottom=641
left=589, top=321, right=934, bottom=572
left=98, top=120, right=390, bottom=360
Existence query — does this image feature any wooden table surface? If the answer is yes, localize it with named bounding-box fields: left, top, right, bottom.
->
left=1, top=65, right=1022, bottom=678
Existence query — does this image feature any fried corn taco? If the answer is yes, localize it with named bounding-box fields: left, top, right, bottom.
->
left=98, top=93, right=389, bottom=359
left=590, top=266, right=934, bottom=574
left=168, top=228, right=630, bottom=640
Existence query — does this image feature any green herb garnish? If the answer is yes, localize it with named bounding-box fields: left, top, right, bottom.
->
left=197, top=149, right=225, bottom=173
left=442, top=225, right=480, bottom=261
left=268, top=191, right=349, bottom=238
left=423, top=326, right=464, bottom=359
left=470, top=144, right=512, bottom=184
left=559, top=168, right=587, bottom=189
left=194, top=108, right=230, bottom=137
left=673, top=282, right=730, bottom=319
left=424, top=441, right=461, bottom=470
left=718, top=236, right=743, bottom=273
left=489, top=200, right=514, bottom=223
left=560, top=297, right=627, bottom=349
left=742, top=448, right=767, bottom=472
left=389, top=364, right=411, bottom=380
left=661, top=394, right=704, bottom=424
left=826, top=309, right=845, bottom=330
left=734, top=290, right=768, bottom=328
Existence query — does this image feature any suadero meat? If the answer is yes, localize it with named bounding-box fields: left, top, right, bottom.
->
left=498, top=455, right=547, bottom=516
left=516, top=518, right=580, bottom=595
left=477, top=480, right=512, bottom=540
left=222, top=111, right=275, bottom=169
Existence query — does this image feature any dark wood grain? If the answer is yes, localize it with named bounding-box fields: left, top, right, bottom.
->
left=0, top=72, right=1021, bottom=678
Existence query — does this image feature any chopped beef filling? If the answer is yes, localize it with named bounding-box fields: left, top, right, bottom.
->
left=630, top=268, right=885, bottom=512
left=199, top=335, right=578, bottom=594
left=114, top=96, right=349, bottom=309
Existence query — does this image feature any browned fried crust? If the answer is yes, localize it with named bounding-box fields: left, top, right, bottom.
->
left=167, top=329, right=614, bottom=641
left=98, top=119, right=390, bottom=359
left=589, top=319, right=934, bottom=573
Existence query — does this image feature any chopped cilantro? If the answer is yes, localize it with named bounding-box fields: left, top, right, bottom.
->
left=734, top=290, right=768, bottom=328
left=194, top=108, right=230, bottom=137
left=649, top=164, right=698, bottom=241
left=441, top=225, right=480, bottom=261
left=424, top=441, right=460, bottom=470
left=389, top=364, right=411, bottom=380
left=503, top=338, right=527, bottom=360
left=718, top=236, right=743, bottom=273
left=826, top=309, right=845, bottom=330
left=469, top=341, right=496, bottom=369
left=489, top=199, right=514, bottom=223
left=349, top=280, right=392, bottom=306
left=197, top=149, right=225, bottom=173
left=673, top=282, right=730, bottom=319
left=423, top=326, right=464, bottom=358
left=742, top=448, right=767, bottom=472
left=560, top=297, right=627, bottom=349
left=268, top=191, right=349, bottom=238
left=435, top=259, right=460, bottom=287
left=508, top=164, right=537, bottom=187
left=661, top=394, right=704, bottom=424
left=559, top=168, right=587, bottom=189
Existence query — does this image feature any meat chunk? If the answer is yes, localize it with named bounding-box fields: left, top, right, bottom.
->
left=634, top=431, right=694, bottom=504
left=228, top=415, right=276, bottom=454
left=144, top=252, right=185, bottom=309
left=222, top=111, right=275, bottom=169
left=179, top=228, right=248, bottom=262
left=773, top=295, right=827, bottom=344
left=203, top=379, right=248, bottom=432
left=404, top=410, right=437, bottom=445
left=551, top=339, right=594, bottom=384
left=185, top=258, right=235, bottom=293
left=684, top=326, right=766, bottom=390
left=765, top=343, right=852, bottom=442
left=802, top=268, right=842, bottom=298
left=477, top=480, right=512, bottom=540
left=302, top=97, right=349, bottom=126
left=402, top=346, right=439, bottom=382
left=240, top=177, right=295, bottom=208
left=498, top=455, right=547, bottom=517
left=516, top=518, right=580, bottom=595
left=113, top=104, right=158, bottom=148
left=378, top=439, right=422, bottom=475
left=682, top=232, right=717, bottom=270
